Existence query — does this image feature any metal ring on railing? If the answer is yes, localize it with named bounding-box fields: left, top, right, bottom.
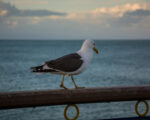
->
left=64, top=104, right=79, bottom=120
left=135, top=100, right=149, bottom=117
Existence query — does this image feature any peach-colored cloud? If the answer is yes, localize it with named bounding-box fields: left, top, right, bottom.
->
left=65, top=12, right=88, bottom=20
left=92, top=3, right=149, bottom=17
left=47, top=2, right=150, bottom=23
left=0, top=10, right=7, bottom=16
left=48, top=15, right=62, bottom=20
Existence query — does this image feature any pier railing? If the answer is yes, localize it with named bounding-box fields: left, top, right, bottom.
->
left=0, top=85, right=150, bottom=109
left=0, top=86, right=150, bottom=120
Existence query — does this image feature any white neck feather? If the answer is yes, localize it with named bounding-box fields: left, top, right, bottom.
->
left=77, top=43, right=93, bottom=63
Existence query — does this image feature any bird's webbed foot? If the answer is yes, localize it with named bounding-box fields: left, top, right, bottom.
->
left=60, top=83, right=68, bottom=89
left=75, top=85, right=85, bottom=89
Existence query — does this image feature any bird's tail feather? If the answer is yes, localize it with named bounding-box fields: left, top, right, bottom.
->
left=30, top=65, right=43, bottom=72
left=30, top=65, right=57, bottom=73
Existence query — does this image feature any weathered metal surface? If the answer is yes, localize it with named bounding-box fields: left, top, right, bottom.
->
left=0, top=86, right=150, bottom=109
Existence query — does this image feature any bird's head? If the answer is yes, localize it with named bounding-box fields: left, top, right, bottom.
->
left=83, top=40, right=99, bottom=54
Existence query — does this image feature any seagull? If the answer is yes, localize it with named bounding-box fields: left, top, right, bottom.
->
left=31, top=40, right=98, bottom=89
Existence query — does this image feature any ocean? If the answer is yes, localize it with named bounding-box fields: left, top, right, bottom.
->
left=0, top=40, right=150, bottom=120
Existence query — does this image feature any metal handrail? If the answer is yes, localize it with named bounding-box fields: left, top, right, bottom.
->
left=0, top=85, right=150, bottom=110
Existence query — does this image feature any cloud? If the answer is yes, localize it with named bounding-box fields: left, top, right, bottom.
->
left=0, top=10, right=7, bottom=16
left=47, top=3, right=150, bottom=22
left=92, top=3, right=148, bottom=17
left=112, top=9, right=150, bottom=28
left=0, top=1, right=67, bottom=26
left=125, top=9, right=150, bottom=16
left=0, top=1, right=66, bottom=17
left=16, top=10, right=66, bottom=17
left=12, top=1, right=49, bottom=5
left=63, top=3, right=150, bottom=27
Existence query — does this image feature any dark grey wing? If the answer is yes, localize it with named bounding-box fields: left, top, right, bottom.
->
left=45, top=53, right=83, bottom=72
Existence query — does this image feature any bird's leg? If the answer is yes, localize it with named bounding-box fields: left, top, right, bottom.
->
left=71, top=75, right=84, bottom=89
left=60, top=75, right=67, bottom=89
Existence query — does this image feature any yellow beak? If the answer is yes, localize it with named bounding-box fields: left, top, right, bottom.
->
left=93, top=47, right=98, bottom=54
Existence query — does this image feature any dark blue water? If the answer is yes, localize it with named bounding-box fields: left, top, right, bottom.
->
left=0, top=40, right=150, bottom=120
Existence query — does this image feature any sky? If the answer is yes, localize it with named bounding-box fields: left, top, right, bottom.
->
left=0, top=0, right=150, bottom=40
